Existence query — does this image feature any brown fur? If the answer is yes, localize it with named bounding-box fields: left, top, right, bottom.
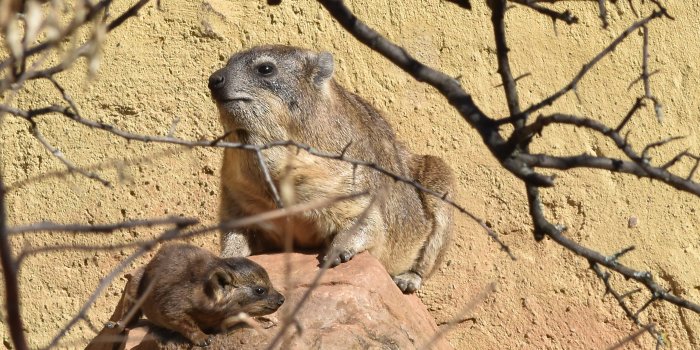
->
left=111, top=243, right=284, bottom=347
left=209, top=45, right=455, bottom=292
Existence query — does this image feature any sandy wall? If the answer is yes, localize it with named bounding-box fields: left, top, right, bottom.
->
left=1, top=0, right=699, bottom=348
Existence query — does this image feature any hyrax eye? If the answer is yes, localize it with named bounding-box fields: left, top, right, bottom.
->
left=254, top=287, right=267, bottom=295
left=256, top=64, right=275, bottom=76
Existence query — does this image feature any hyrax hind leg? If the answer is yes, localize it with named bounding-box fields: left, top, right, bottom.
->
left=394, top=155, right=455, bottom=293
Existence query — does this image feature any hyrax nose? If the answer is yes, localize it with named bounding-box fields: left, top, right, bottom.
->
left=277, top=295, right=285, bottom=306
left=208, top=73, right=225, bottom=91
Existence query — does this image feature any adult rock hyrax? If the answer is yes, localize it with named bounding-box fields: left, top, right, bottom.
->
left=209, top=45, right=455, bottom=293
left=111, top=243, right=284, bottom=347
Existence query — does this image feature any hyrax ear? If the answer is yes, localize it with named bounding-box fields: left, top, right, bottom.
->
left=312, top=51, right=334, bottom=87
left=205, top=268, right=232, bottom=298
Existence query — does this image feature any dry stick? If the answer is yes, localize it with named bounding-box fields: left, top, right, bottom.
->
left=5, top=147, right=184, bottom=192
left=29, top=122, right=111, bottom=186
left=20, top=0, right=154, bottom=81
left=641, top=25, right=664, bottom=122
left=0, top=173, right=29, bottom=350
left=9, top=216, right=197, bottom=235
left=501, top=10, right=665, bottom=124
left=419, top=282, right=497, bottom=350
left=255, top=149, right=284, bottom=208
left=591, top=263, right=662, bottom=345
left=524, top=195, right=698, bottom=348
left=548, top=227, right=700, bottom=313
left=661, top=150, right=696, bottom=170
left=641, top=135, right=685, bottom=159
left=0, top=30, right=54, bottom=121
left=18, top=192, right=368, bottom=265
left=107, top=279, right=156, bottom=332
left=520, top=113, right=700, bottom=196
left=492, top=0, right=548, bottom=248
left=0, top=0, right=151, bottom=72
left=597, top=0, right=609, bottom=28
left=614, top=97, right=645, bottom=133
left=510, top=0, right=578, bottom=24
left=264, top=193, right=380, bottom=350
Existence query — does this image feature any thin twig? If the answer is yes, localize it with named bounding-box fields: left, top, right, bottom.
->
left=419, top=282, right=497, bottom=349
left=9, top=216, right=198, bottom=235
left=255, top=149, right=284, bottom=209
left=29, top=123, right=111, bottom=186
left=265, top=193, right=380, bottom=349
left=502, top=10, right=665, bottom=124
left=510, top=0, right=578, bottom=25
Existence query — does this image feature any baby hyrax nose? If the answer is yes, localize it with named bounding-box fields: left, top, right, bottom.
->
left=208, top=73, right=225, bottom=91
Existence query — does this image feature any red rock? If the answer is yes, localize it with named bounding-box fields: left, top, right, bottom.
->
left=86, top=252, right=452, bottom=350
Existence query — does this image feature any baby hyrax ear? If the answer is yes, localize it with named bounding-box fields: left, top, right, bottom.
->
left=312, top=51, right=334, bottom=87
left=205, top=268, right=232, bottom=299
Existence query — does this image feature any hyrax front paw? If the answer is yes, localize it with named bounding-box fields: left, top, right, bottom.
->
left=393, top=271, right=422, bottom=293
left=189, top=333, right=212, bottom=347
left=322, top=248, right=355, bottom=267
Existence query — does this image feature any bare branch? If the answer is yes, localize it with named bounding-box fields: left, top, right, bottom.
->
left=614, top=97, right=645, bottom=133
left=444, top=0, right=471, bottom=10
left=551, top=227, right=700, bottom=314
left=9, top=216, right=198, bottom=235
left=591, top=263, right=663, bottom=347
left=0, top=172, right=29, bottom=350
left=514, top=113, right=700, bottom=196
left=509, top=0, right=579, bottom=25
left=641, top=135, right=685, bottom=160
left=597, top=0, right=609, bottom=28
left=255, top=149, right=284, bottom=209
left=318, top=0, right=555, bottom=188
left=18, top=192, right=368, bottom=266
left=29, top=123, right=111, bottom=186
left=502, top=10, right=665, bottom=124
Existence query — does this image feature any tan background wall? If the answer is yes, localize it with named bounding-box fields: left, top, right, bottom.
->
left=1, top=0, right=699, bottom=348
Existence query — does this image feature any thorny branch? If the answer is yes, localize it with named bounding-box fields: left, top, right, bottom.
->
left=315, top=0, right=699, bottom=346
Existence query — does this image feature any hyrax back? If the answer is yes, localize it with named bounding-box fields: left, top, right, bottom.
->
left=114, top=243, right=284, bottom=347
left=209, top=45, right=455, bottom=293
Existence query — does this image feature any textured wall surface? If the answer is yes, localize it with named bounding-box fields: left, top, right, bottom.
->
left=1, top=0, right=699, bottom=348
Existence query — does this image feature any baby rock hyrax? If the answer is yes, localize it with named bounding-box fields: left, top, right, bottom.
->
left=209, top=45, right=455, bottom=293
left=111, top=243, right=284, bottom=347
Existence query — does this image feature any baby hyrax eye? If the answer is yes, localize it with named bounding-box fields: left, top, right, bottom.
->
left=254, top=286, right=267, bottom=295
left=256, top=63, right=276, bottom=76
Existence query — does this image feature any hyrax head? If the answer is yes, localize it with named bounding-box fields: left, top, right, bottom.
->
left=205, top=257, right=285, bottom=317
left=208, top=45, right=334, bottom=141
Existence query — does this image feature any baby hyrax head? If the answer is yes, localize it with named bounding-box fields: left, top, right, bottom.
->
left=205, top=257, right=285, bottom=318
left=208, top=45, right=334, bottom=142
